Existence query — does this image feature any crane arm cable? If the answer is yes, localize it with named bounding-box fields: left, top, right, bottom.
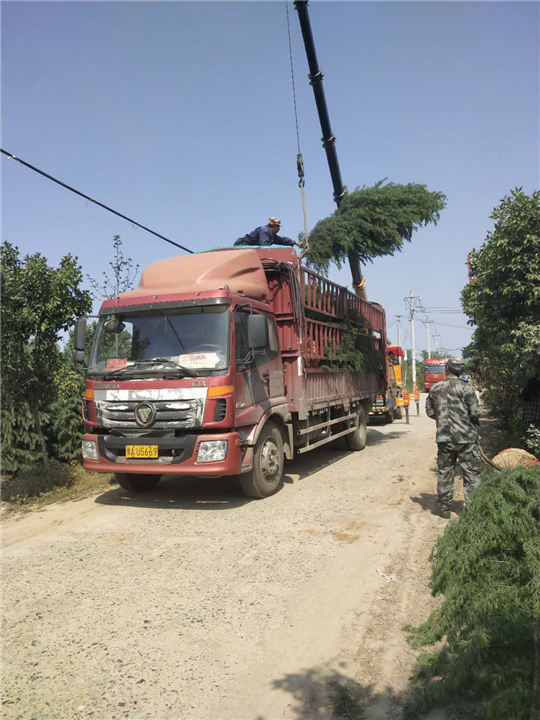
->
left=285, top=0, right=310, bottom=256
left=1, top=148, right=193, bottom=254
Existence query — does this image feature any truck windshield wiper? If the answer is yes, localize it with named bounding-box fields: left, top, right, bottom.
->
left=150, top=358, right=197, bottom=377
left=103, top=359, right=196, bottom=378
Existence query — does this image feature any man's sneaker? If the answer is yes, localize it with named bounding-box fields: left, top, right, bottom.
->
left=440, top=508, right=451, bottom=520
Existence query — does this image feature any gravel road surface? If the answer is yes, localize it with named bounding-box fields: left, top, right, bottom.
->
left=2, top=400, right=453, bottom=720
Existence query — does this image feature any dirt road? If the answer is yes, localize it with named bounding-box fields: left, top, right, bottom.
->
left=2, top=399, right=452, bottom=720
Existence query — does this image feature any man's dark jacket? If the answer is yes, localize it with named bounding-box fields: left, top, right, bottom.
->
left=235, top=225, right=295, bottom=248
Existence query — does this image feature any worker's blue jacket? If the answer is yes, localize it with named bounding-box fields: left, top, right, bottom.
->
left=235, top=225, right=295, bottom=247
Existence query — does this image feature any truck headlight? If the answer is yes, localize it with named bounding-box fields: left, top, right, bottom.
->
left=82, top=440, right=99, bottom=461
left=197, top=440, right=228, bottom=463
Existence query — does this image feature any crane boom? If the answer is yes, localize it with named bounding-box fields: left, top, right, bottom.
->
left=294, top=0, right=365, bottom=298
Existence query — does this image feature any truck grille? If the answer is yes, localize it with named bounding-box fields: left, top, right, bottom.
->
left=94, top=399, right=204, bottom=430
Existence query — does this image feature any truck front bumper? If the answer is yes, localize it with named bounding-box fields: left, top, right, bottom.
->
left=82, top=431, right=245, bottom=476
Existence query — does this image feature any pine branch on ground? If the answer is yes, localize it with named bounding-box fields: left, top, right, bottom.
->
left=404, top=467, right=540, bottom=719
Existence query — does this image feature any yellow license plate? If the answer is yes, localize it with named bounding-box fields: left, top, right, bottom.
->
left=125, top=445, right=158, bottom=459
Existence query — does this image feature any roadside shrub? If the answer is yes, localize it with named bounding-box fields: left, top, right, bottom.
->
left=1, top=402, right=47, bottom=474
left=404, top=467, right=540, bottom=719
left=526, top=426, right=540, bottom=459
left=49, top=364, right=85, bottom=463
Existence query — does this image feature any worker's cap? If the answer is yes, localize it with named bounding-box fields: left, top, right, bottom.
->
left=446, top=356, right=466, bottom=376
left=268, top=217, right=282, bottom=227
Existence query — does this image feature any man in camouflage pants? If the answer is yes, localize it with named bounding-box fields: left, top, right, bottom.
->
left=425, top=357, right=481, bottom=519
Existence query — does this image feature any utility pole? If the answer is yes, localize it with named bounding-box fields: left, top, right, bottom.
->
left=396, top=315, right=402, bottom=364
left=424, top=319, right=432, bottom=359
left=404, top=291, right=424, bottom=416
left=433, top=330, right=441, bottom=353
left=405, top=291, right=417, bottom=387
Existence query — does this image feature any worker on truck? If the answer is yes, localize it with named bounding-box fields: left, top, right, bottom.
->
left=235, top=217, right=303, bottom=249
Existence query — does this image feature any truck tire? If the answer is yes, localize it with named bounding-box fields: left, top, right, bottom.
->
left=345, top=406, right=367, bottom=451
left=394, top=407, right=403, bottom=420
left=239, top=422, right=284, bottom=499
left=384, top=409, right=394, bottom=424
left=115, top=473, right=161, bottom=492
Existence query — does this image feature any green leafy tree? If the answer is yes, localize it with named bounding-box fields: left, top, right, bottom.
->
left=49, top=365, right=86, bottom=463
left=0, top=403, right=46, bottom=474
left=305, top=180, right=446, bottom=272
left=49, top=323, right=97, bottom=463
left=462, top=189, right=540, bottom=436
left=87, top=235, right=139, bottom=299
left=402, top=356, right=425, bottom=392
left=1, top=243, right=92, bottom=470
left=421, top=350, right=446, bottom=361
left=405, top=467, right=540, bottom=719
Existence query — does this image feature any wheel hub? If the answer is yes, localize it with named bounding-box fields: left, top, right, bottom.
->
left=260, top=440, right=280, bottom=481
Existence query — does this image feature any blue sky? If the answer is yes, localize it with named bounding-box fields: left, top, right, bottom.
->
left=3, top=1, right=539, bottom=356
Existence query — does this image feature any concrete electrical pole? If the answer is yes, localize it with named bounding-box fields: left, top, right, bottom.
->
left=395, top=315, right=402, bottom=364
left=425, top=319, right=432, bottom=359
left=408, top=291, right=417, bottom=387
left=404, top=291, right=423, bottom=416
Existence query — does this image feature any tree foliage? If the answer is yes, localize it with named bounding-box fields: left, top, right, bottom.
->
left=405, top=467, right=540, bottom=719
left=402, top=357, right=425, bottom=393
left=305, top=180, right=447, bottom=271
left=462, top=189, right=540, bottom=435
left=0, top=403, right=46, bottom=474
left=1, top=243, right=92, bottom=469
left=87, top=235, right=139, bottom=300
left=421, top=350, right=446, bottom=361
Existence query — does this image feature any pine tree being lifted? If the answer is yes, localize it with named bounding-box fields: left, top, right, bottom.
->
left=305, top=180, right=447, bottom=274
left=294, top=1, right=446, bottom=282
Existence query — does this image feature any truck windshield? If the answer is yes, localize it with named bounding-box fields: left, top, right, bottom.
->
left=424, top=362, right=446, bottom=373
left=88, top=305, right=230, bottom=376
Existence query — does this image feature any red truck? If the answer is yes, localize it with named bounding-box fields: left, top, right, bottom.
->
left=74, top=247, right=387, bottom=498
left=424, top=357, right=448, bottom=391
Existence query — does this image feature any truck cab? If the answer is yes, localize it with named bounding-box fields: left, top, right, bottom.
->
left=424, top=358, right=448, bottom=391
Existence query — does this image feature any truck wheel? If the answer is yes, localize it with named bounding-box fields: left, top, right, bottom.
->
left=345, top=406, right=367, bottom=451
left=239, top=422, right=284, bottom=499
left=115, top=473, right=161, bottom=492
left=384, top=410, right=394, bottom=424
left=394, top=407, right=403, bottom=420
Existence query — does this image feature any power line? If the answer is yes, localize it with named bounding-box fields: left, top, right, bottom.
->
left=1, top=148, right=194, bottom=254
left=432, top=320, right=471, bottom=329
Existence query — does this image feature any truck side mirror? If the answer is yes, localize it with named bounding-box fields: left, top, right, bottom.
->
left=248, top=315, right=268, bottom=350
left=73, top=318, right=87, bottom=364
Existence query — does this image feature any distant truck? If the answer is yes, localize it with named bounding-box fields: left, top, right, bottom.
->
left=73, top=247, right=388, bottom=498
left=424, top=357, right=448, bottom=391
left=370, top=345, right=405, bottom=423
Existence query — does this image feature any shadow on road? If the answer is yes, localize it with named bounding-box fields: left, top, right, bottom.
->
left=94, top=474, right=253, bottom=511
left=367, top=428, right=409, bottom=446
left=94, top=427, right=408, bottom=510
left=410, top=491, right=464, bottom=517
left=253, top=664, right=452, bottom=720
left=285, top=448, right=350, bottom=481
left=253, top=665, right=407, bottom=720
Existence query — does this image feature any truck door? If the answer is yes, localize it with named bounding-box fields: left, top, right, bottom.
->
left=234, top=310, right=284, bottom=406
